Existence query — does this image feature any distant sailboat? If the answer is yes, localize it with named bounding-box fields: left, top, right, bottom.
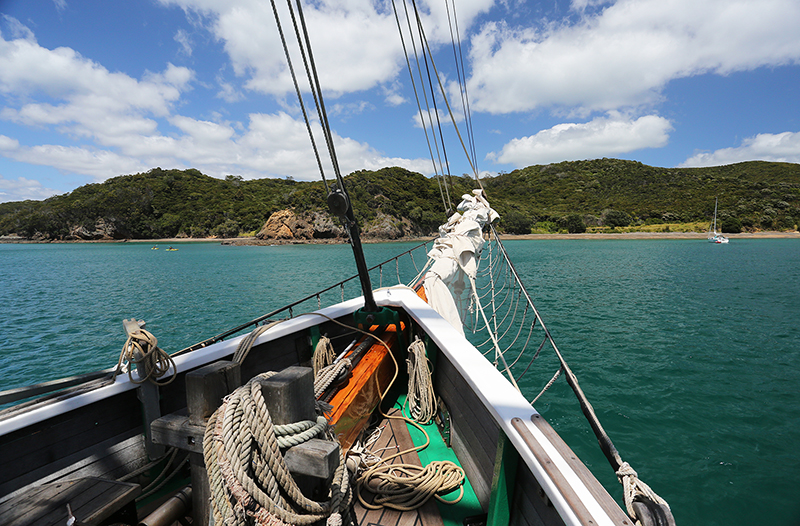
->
left=708, top=198, right=729, bottom=244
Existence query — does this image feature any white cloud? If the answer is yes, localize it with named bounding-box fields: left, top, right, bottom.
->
left=174, top=29, right=193, bottom=56
left=0, top=13, right=437, bottom=185
left=468, top=0, right=800, bottom=114
left=0, top=174, right=60, bottom=203
left=1, top=14, right=36, bottom=41
left=680, top=132, right=800, bottom=167
left=216, top=78, right=244, bottom=102
left=233, top=112, right=430, bottom=180
left=159, top=0, right=493, bottom=97
left=488, top=112, right=673, bottom=166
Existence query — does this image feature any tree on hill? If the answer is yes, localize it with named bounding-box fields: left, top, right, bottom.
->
left=2, top=159, right=799, bottom=240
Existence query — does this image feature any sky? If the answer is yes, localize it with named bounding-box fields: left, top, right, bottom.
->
left=1, top=0, right=800, bottom=203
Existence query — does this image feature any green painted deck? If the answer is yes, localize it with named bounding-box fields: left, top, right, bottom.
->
left=353, top=397, right=484, bottom=526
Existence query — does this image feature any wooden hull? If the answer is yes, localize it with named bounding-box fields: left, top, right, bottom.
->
left=0, top=288, right=629, bottom=526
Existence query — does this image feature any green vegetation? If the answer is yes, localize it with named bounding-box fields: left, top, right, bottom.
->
left=482, top=158, right=800, bottom=234
left=1, top=159, right=799, bottom=240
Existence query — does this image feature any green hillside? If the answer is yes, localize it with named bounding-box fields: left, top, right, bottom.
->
left=1, top=159, right=799, bottom=240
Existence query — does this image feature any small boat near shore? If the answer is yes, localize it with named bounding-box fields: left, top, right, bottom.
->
left=708, top=198, right=729, bottom=244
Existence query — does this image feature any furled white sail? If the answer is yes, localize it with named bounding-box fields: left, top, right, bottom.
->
left=423, top=190, right=499, bottom=335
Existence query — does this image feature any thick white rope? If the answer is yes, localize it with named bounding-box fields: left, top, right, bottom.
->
left=405, top=338, right=437, bottom=424
left=616, top=462, right=671, bottom=525
left=313, top=358, right=352, bottom=398
left=313, top=335, right=336, bottom=376
left=204, top=372, right=351, bottom=526
left=116, top=329, right=176, bottom=385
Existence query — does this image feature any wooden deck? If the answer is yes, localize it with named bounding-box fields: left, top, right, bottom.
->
left=352, top=409, right=445, bottom=526
left=0, top=477, right=140, bottom=526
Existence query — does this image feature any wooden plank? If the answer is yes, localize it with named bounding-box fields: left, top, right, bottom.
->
left=511, top=417, right=632, bottom=526
left=354, top=410, right=444, bottom=526
left=0, top=426, right=144, bottom=500
left=510, top=461, right=565, bottom=526
left=0, top=477, right=140, bottom=526
left=0, top=390, right=142, bottom=489
left=529, top=414, right=631, bottom=525
left=150, top=413, right=205, bottom=454
left=328, top=331, right=397, bottom=450
left=434, top=353, right=498, bottom=506
left=435, top=355, right=499, bottom=457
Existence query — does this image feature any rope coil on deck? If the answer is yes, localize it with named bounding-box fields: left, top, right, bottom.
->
left=204, top=371, right=352, bottom=526
left=405, top=338, right=437, bottom=424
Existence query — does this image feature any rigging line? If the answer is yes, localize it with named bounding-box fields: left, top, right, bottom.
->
left=411, top=3, right=482, bottom=188
left=443, top=0, right=477, bottom=172
left=398, top=0, right=448, bottom=194
left=452, top=1, right=477, bottom=170
left=505, top=307, right=536, bottom=370
left=267, top=0, right=329, bottom=193
left=391, top=0, right=450, bottom=214
left=291, top=0, right=344, bottom=187
left=404, top=0, right=453, bottom=213
left=515, top=330, right=549, bottom=383
left=469, top=275, right=519, bottom=390
left=410, top=0, right=454, bottom=193
left=487, top=224, right=635, bottom=479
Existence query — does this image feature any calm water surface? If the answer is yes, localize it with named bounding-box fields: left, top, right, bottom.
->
left=1, top=238, right=799, bottom=525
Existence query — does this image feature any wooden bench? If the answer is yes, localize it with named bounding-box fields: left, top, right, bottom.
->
left=0, top=477, right=141, bottom=526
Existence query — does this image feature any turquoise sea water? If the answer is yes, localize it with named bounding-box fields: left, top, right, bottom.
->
left=2, top=238, right=799, bottom=525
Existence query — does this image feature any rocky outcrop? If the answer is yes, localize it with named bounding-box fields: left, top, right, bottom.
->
left=256, top=209, right=344, bottom=240
left=254, top=208, right=430, bottom=243
left=362, top=213, right=415, bottom=240
left=310, top=211, right=343, bottom=239
left=64, top=218, right=127, bottom=240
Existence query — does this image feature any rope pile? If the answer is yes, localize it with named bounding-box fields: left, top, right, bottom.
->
left=116, top=329, right=176, bottom=385
left=352, top=337, right=465, bottom=512
left=203, top=372, right=352, bottom=526
left=357, top=457, right=464, bottom=511
left=404, top=338, right=436, bottom=424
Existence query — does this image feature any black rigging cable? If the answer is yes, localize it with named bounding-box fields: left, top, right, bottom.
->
left=394, top=0, right=454, bottom=214
left=267, top=0, right=329, bottom=193
left=410, top=0, right=455, bottom=193
left=391, top=0, right=452, bottom=215
left=445, top=0, right=478, bottom=171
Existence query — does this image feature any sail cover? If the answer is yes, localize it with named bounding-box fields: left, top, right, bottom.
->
left=423, top=190, right=499, bottom=335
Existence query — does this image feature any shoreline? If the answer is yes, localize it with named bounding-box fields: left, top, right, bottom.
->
left=2, top=230, right=799, bottom=244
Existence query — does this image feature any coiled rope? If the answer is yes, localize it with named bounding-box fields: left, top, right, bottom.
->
left=616, top=462, right=672, bottom=525
left=314, top=359, right=352, bottom=399
left=404, top=337, right=436, bottom=424
left=224, top=313, right=466, bottom=517
left=203, top=371, right=351, bottom=526
left=313, top=335, right=337, bottom=376
left=115, top=329, right=176, bottom=385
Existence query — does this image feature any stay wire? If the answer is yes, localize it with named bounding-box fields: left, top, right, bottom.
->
left=267, top=0, right=329, bottom=193
left=391, top=0, right=451, bottom=215
left=444, top=0, right=478, bottom=172
left=291, top=0, right=345, bottom=189
left=409, top=0, right=482, bottom=189
left=410, top=0, right=454, bottom=193
left=398, top=0, right=453, bottom=213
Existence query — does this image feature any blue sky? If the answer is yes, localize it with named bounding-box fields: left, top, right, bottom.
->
left=1, top=0, right=799, bottom=203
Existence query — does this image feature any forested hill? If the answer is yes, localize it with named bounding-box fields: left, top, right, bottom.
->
left=1, top=159, right=799, bottom=240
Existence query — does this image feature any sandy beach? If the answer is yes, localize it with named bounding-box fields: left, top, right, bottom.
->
left=3, top=230, right=798, bottom=244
